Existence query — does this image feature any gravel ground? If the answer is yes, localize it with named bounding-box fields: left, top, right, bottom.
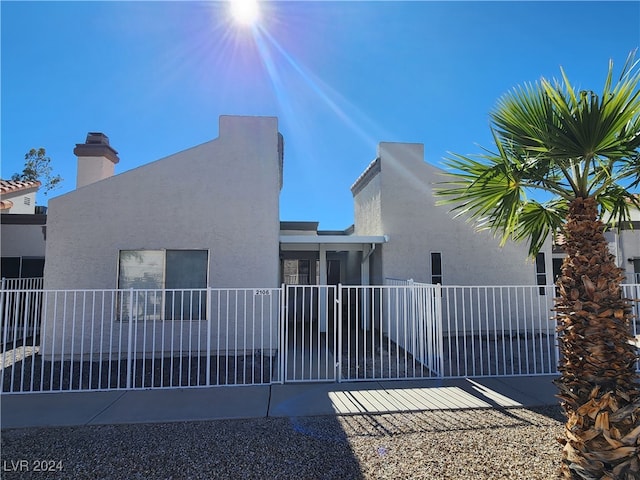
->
left=1, top=406, right=565, bottom=479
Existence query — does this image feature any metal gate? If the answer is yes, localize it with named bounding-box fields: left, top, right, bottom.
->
left=281, top=285, right=338, bottom=382
left=281, top=283, right=443, bottom=383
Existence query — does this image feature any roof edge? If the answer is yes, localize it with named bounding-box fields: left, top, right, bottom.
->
left=350, top=157, right=381, bottom=196
left=0, top=179, right=42, bottom=196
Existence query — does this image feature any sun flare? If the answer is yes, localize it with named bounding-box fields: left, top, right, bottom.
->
left=230, top=0, right=260, bottom=27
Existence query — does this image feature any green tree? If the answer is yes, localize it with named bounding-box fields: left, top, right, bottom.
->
left=11, top=147, right=63, bottom=195
left=437, top=53, right=640, bottom=479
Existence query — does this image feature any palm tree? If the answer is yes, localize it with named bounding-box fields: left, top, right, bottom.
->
left=437, top=53, right=640, bottom=479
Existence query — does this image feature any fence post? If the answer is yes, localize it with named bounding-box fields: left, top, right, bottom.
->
left=206, top=287, right=212, bottom=386
left=0, top=278, right=6, bottom=392
left=409, top=279, right=417, bottom=361
left=337, top=283, right=342, bottom=383
left=434, top=283, right=444, bottom=377
left=126, top=288, right=134, bottom=389
left=279, top=284, right=286, bottom=384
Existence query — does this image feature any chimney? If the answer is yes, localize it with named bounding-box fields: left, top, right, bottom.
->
left=73, top=132, right=120, bottom=188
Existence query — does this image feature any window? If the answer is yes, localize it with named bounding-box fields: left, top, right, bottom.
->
left=1, top=257, right=21, bottom=278
left=118, top=250, right=208, bottom=320
left=535, top=252, right=547, bottom=295
left=552, top=258, right=563, bottom=283
left=431, top=252, right=442, bottom=285
left=632, top=258, right=640, bottom=283
left=21, top=258, right=45, bottom=278
left=1, top=257, right=44, bottom=278
left=282, top=259, right=311, bottom=285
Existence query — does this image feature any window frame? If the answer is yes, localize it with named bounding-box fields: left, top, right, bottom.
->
left=282, top=258, right=312, bottom=285
left=535, top=252, right=547, bottom=295
left=117, top=249, right=209, bottom=290
left=430, top=252, right=443, bottom=285
left=0, top=256, right=45, bottom=279
left=117, top=249, right=209, bottom=321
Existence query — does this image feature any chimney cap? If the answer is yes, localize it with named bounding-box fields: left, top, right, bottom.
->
left=74, top=131, right=119, bottom=164
left=86, top=132, right=111, bottom=145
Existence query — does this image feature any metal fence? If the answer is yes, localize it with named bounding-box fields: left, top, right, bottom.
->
left=1, top=278, right=44, bottom=290
left=339, top=284, right=443, bottom=381
left=1, top=278, right=44, bottom=347
left=439, top=284, right=558, bottom=377
left=2, top=282, right=638, bottom=393
left=281, top=285, right=338, bottom=382
left=2, top=288, right=281, bottom=393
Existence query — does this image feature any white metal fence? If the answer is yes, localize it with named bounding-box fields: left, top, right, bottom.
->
left=2, top=282, right=638, bottom=393
left=2, top=288, right=281, bottom=393
left=281, top=285, right=338, bottom=382
left=339, top=284, right=443, bottom=381
left=1, top=278, right=44, bottom=346
left=1, top=278, right=44, bottom=290
left=439, top=285, right=558, bottom=377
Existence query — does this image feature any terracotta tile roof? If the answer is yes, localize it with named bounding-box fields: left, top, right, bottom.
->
left=0, top=200, right=14, bottom=210
left=0, top=179, right=41, bottom=195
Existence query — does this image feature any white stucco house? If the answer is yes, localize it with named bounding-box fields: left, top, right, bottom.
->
left=45, top=116, right=282, bottom=292
left=350, top=142, right=555, bottom=287
left=35, top=115, right=639, bottom=365
left=43, top=114, right=640, bottom=294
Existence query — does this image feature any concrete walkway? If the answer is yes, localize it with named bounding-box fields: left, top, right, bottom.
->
left=0, top=375, right=559, bottom=430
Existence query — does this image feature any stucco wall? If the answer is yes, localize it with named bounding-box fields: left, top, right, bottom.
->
left=44, top=116, right=281, bottom=290
left=354, top=142, right=553, bottom=286
left=1, top=191, right=38, bottom=214
left=353, top=170, right=383, bottom=237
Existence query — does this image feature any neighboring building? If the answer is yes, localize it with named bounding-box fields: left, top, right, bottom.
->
left=0, top=180, right=46, bottom=279
left=551, top=201, right=640, bottom=284
left=613, top=203, right=640, bottom=283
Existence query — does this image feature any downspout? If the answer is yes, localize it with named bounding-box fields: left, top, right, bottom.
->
left=362, top=243, right=376, bottom=264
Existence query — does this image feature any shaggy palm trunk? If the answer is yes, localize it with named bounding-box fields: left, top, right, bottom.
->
left=555, top=197, right=640, bottom=479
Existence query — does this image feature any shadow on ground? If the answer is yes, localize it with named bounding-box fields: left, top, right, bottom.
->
left=1, top=416, right=363, bottom=480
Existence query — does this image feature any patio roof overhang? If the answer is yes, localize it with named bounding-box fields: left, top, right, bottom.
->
left=279, top=234, right=388, bottom=252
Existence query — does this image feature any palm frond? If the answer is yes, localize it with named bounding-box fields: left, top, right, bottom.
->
left=437, top=51, right=640, bottom=257
left=598, top=186, right=640, bottom=228
left=513, top=199, right=568, bottom=256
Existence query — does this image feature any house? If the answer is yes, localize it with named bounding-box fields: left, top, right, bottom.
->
left=0, top=180, right=46, bottom=280
left=38, top=115, right=639, bottom=362
left=0, top=112, right=634, bottom=391
left=44, top=116, right=283, bottom=292
left=45, top=114, right=634, bottom=310
left=41, top=116, right=284, bottom=360
left=350, top=142, right=554, bottom=287
left=46, top=115, right=640, bottom=293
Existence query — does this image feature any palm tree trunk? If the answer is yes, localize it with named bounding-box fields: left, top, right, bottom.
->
left=555, top=197, right=640, bottom=479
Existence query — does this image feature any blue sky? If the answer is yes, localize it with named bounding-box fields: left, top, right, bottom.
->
left=2, top=1, right=639, bottom=229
